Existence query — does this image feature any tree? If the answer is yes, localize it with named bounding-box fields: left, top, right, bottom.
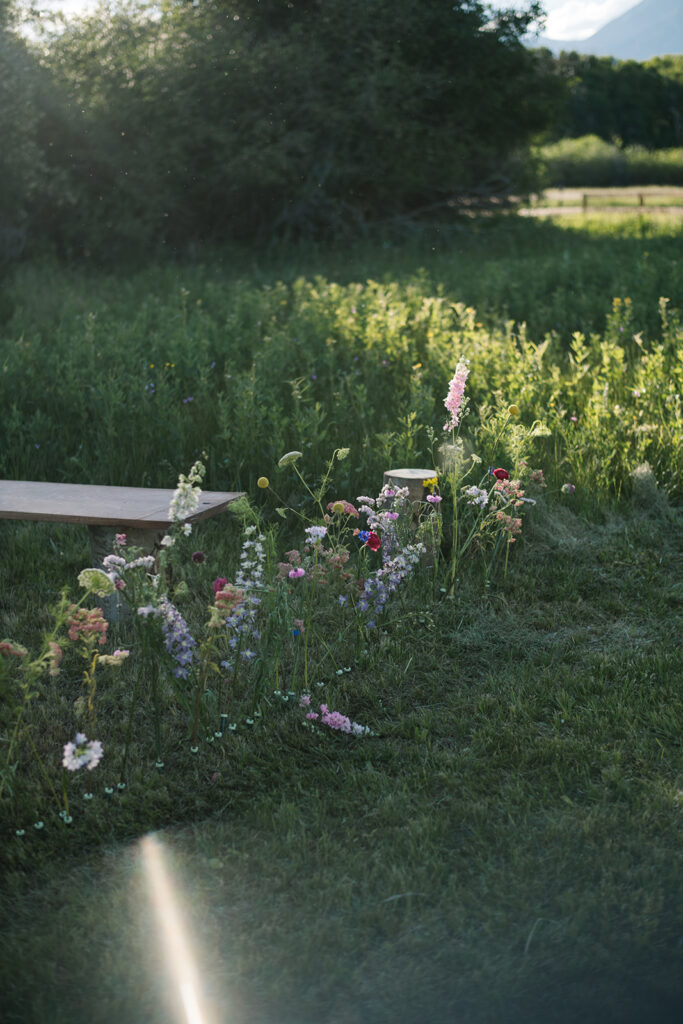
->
left=30, top=0, right=559, bottom=251
left=539, top=50, right=683, bottom=149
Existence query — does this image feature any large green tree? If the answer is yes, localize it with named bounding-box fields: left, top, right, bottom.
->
left=32, top=0, right=558, bottom=252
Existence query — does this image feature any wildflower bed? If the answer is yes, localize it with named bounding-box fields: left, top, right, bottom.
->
left=0, top=216, right=682, bottom=1023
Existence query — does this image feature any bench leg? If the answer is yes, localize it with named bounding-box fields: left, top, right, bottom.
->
left=88, top=525, right=163, bottom=623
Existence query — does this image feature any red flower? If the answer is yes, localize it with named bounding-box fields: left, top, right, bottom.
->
left=366, top=531, right=381, bottom=552
left=492, top=468, right=510, bottom=481
left=212, top=576, right=227, bottom=595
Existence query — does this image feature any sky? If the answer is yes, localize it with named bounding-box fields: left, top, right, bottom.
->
left=31, top=0, right=645, bottom=41
left=489, top=0, right=642, bottom=39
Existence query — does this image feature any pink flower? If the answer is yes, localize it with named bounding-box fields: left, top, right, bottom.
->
left=212, top=577, right=227, bottom=595
left=66, top=606, right=108, bottom=646
left=327, top=499, right=359, bottom=517
left=299, top=694, right=311, bottom=707
left=115, top=533, right=127, bottom=547
left=0, top=640, right=28, bottom=658
left=214, top=584, right=244, bottom=612
left=426, top=494, right=442, bottom=504
left=288, top=567, right=306, bottom=579
left=443, top=359, right=469, bottom=431
left=306, top=712, right=319, bottom=720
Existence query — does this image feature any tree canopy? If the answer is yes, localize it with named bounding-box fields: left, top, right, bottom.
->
left=541, top=50, right=683, bottom=150
left=1, top=0, right=563, bottom=254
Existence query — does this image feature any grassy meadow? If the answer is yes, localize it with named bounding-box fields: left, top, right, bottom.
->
left=0, top=212, right=682, bottom=1024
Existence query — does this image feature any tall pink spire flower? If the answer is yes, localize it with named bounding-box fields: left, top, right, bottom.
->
left=443, top=358, right=469, bottom=432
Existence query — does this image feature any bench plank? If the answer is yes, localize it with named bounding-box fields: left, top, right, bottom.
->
left=0, top=480, right=244, bottom=529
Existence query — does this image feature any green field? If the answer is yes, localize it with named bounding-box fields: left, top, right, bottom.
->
left=1, top=212, right=681, bottom=1024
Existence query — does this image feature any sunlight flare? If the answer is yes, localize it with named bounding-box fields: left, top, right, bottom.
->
left=140, top=834, right=211, bottom=1024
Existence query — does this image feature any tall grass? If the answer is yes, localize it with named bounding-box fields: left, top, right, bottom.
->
left=1, top=217, right=681, bottom=505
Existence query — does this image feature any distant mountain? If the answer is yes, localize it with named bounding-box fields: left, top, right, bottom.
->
left=528, top=0, right=683, bottom=61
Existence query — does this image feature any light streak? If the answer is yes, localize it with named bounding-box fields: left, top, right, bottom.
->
left=140, top=834, right=211, bottom=1024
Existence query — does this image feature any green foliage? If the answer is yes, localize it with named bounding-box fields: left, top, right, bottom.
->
left=537, top=50, right=683, bottom=150
left=20, top=0, right=557, bottom=252
left=1, top=217, right=680, bottom=507
left=536, top=134, right=683, bottom=186
left=0, top=31, right=44, bottom=238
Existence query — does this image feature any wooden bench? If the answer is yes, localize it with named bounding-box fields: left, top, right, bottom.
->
left=0, top=480, right=245, bottom=614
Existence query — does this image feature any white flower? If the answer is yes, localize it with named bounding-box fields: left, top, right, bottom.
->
left=169, top=458, right=205, bottom=522
left=160, top=535, right=174, bottom=548
left=102, top=555, right=126, bottom=568
left=98, top=648, right=130, bottom=667
left=137, top=605, right=158, bottom=618
left=62, top=733, right=104, bottom=771
left=305, top=525, right=328, bottom=542
left=464, top=485, right=489, bottom=508
left=125, top=556, right=156, bottom=570
left=278, top=450, right=303, bottom=468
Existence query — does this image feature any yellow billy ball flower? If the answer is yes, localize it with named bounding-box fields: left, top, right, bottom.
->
left=257, top=476, right=269, bottom=489
left=508, top=404, right=520, bottom=417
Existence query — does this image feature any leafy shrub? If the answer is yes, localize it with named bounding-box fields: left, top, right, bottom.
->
left=537, top=135, right=683, bottom=187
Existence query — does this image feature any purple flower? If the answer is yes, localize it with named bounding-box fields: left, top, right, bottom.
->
left=192, top=550, right=206, bottom=563
left=158, top=598, right=196, bottom=679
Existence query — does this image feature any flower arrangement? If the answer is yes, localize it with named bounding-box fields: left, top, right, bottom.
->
left=2, top=361, right=552, bottom=837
